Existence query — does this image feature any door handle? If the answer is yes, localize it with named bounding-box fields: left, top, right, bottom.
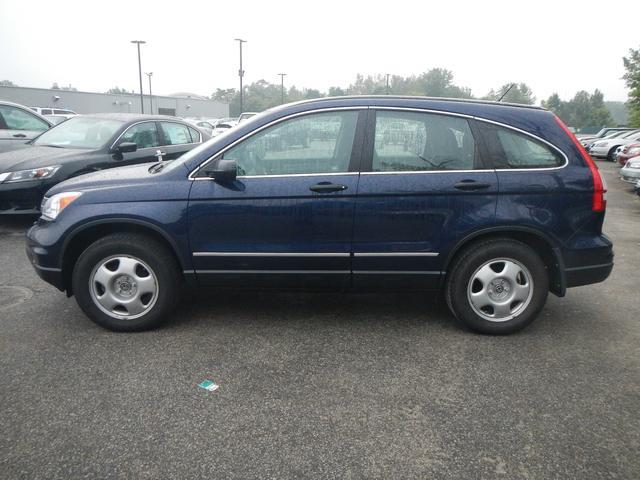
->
left=12, top=133, right=27, bottom=138
left=454, top=180, right=491, bottom=191
left=309, top=182, right=348, bottom=193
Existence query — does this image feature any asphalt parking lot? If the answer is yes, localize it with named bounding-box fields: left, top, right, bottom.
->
left=1, top=160, right=638, bottom=479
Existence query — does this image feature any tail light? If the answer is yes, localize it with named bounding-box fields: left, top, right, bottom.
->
left=554, top=115, right=606, bottom=212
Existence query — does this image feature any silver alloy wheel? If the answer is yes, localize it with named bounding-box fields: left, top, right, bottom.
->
left=89, top=255, right=159, bottom=320
left=466, top=257, right=533, bottom=322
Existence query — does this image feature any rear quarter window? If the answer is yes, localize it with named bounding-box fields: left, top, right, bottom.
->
left=477, top=122, right=564, bottom=169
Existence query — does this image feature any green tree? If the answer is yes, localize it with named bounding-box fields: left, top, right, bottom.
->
left=623, top=46, right=640, bottom=127
left=486, top=83, right=535, bottom=105
left=106, top=87, right=129, bottom=94
left=542, top=90, right=613, bottom=129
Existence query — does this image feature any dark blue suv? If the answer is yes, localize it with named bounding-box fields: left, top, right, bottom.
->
left=26, top=96, right=613, bottom=334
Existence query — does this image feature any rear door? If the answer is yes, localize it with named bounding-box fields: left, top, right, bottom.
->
left=352, top=108, right=498, bottom=290
left=188, top=109, right=365, bottom=288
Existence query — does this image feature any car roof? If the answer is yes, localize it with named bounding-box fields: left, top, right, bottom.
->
left=281, top=95, right=546, bottom=111
left=72, top=113, right=191, bottom=124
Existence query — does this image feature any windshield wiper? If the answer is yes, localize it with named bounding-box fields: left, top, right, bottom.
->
left=39, top=144, right=65, bottom=148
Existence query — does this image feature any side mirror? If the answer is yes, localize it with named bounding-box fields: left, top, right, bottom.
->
left=205, top=159, right=237, bottom=183
left=112, top=142, right=137, bottom=154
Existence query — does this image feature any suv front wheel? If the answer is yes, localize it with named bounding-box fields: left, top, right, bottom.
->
left=72, top=233, right=181, bottom=331
left=445, top=239, right=549, bottom=334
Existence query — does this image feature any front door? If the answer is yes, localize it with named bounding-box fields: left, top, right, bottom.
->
left=111, top=121, right=163, bottom=167
left=188, top=109, right=365, bottom=288
left=352, top=109, right=499, bottom=290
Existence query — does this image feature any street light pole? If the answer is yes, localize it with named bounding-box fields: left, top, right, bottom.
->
left=145, top=72, right=153, bottom=114
left=234, top=38, right=247, bottom=114
left=131, top=40, right=146, bottom=113
left=278, top=73, right=287, bottom=104
left=386, top=73, right=390, bottom=95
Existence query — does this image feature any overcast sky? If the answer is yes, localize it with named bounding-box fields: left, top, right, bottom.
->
left=1, top=0, right=638, bottom=103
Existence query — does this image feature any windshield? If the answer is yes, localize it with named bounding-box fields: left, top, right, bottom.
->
left=621, top=130, right=640, bottom=139
left=33, top=117, right=124, bottom=149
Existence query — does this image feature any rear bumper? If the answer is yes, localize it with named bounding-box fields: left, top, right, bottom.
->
left=562, top=235, right=614, bottom=289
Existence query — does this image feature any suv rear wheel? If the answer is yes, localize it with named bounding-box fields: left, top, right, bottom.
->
left=445, top=239, right=549, bottom=334
left=72, top=233, right=181, bottom=331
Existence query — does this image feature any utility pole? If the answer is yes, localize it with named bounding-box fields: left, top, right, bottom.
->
left=130, top=40, right=146, bottom=113
left=145, top=72, right=153, bottom=114
left=386, top=73, right=390, bottom=95
left=234, top=38, right=246, bottom=114
left=278, top=73, right=287, bottom=104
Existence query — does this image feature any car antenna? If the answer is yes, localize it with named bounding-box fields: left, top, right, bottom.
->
left=497, top=83, right=516, bottom=102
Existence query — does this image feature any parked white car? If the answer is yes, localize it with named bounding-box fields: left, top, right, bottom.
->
left=589, top=130, right=640, bottom=161
left=30, top=107, right=77, bottom=118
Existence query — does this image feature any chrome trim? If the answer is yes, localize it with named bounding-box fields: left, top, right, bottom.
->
left=110, top=120, right=202, bottom=151
left=195, top=269, right=350, bottom=274
left=353, top=270, right=442, bottom=275
left=354, top=252, right=439, bottom=257
left=193, top=252, right=350, bottom=257
left=361, top=170, right=494, bottom=175
left=188, top=107, right=367, bottom=180
left=237, top=172, right=358, bottom=179
left=372, top=106, right=474, bottom=119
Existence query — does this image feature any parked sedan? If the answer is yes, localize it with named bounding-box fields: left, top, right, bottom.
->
left=620, top=158, right=640, bottom=185
left=0, top=114, right=207, bottom=214
left=0, top=101, right=53, bottom=154
left=589, top=130, right=640, bottom=160
left=582, top=130, right=631, bottom=151
left=616, top=143, right=640, bottom=166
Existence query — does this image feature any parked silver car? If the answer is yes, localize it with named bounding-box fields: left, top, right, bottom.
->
left=590, top=130, right=640, bottom=161
left=620, top=157, right=640, bottom=184
left=0, top=100, right=52, bottom=153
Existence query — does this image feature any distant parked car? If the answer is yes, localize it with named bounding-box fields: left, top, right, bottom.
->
left=582, top=130, right=631, bottom=151
left=30, top=107, right=77, bottom=118
left=237, top=112, right=258, bottom=122
left=576, top=127, right=633, bottom=141
left=0, top=100, right=53, bottom=153
left=620, top=157, right=640, bottom=185
left=589, top=130, right=640, bottom=161
left=0, top=114, right=208, bottom=214
left=616, top=143, right=640, bottom=166
left=211, top=121, right=235, bottom=137
left=186, top=119, right=214, bottom=136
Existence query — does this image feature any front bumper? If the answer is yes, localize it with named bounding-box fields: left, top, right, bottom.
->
left=589, top=146, right=609, bottom=158
left=0, top=179, right=49, bottom=214
left=25, top=234, right=65, bottom=291
left=620, top=168, right=640, bottom=184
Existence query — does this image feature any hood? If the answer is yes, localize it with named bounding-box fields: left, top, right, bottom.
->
left=48, top=163, right=159, bottom=195
left=0, top=145, right=97, bottom=173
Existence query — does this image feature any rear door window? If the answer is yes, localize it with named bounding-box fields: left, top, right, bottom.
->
left=160, top=122, right=193, bottom=145
left=372, top=111, right=477, bottom=171
left=476, top=122, right=564, bottom=168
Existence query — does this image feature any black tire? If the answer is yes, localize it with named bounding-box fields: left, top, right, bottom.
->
left=72, top=233, right=181, bottom=332
left=607, top=147, right=618, bottom=162
left=445, top=239, right=549, bottom=335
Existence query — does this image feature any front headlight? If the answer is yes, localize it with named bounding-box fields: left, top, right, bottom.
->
left=41, top=191, right=82, bottom=220
left=2, top=165, right=60, bottom=183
